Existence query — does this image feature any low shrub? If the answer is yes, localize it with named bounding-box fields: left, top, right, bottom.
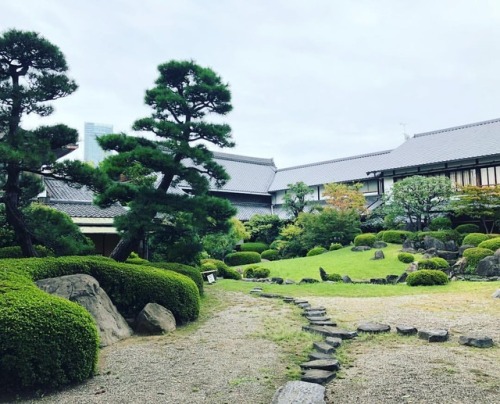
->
left=200, top=258, right=242, bottom=280
left=261, top=249, right=279, bottom=261
left=407, top=269, right=449, bottom=286
left=462, top=247, right=494, bottom=269
left=201, top=262, right=218, bottom=271
left=462, top=233, right=490, bottom=247
left=398, top=252, right=415, bottom=263
left=326, top=273, right=342, bottom=282
left=329, top=243, right=343, bottom=251
left=429, top=217, right=452, bottom=231
left=0, top=245, right=52, bottom=259
left=142, top=262, right=204, bottom=295
left=240, top=242, right=269, bottom=254
left=477, top=237, right=500, bottom=252
left=307, top=246, right=327, bottom=257
left=382, top=230, right=412, bottom=244
left=376, top=230, right=386, bottom=240
left=243, top=265, right=270, bottom=279
left=224, top=251, right=261, bottom=266
left=0, top=270, right=99, bottom=391
left=354, top=233, right=377, bottom=247
left=455, top=224, right=480, bottom=234
left=418, top=257, right=449, bottom=270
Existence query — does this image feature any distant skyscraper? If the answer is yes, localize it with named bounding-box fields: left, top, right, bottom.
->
left=84, top=122, right=113, bottom=165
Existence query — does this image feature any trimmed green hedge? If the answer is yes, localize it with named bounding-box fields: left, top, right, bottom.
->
left=455, top=224, right=480, bottom=234
left=243, top=265, right=270, bottom=279
left=418, top=257, right=449, bottom=270
left=382, top=230, right=412, bottom=244
left=462, top=233, right=490, bottom=247
left=200, top=258, right=242, bottom=280
left=407, top=269, right=449, bottom=286
left=261, top=249, right=279, bottom=261
left=354, top=233, right=377, bottom=247
left=0, top=270, right=99, bottom=391
left=140, top=261, right=204, bottom=295
left=329, top=243, right=343, bottom=251
left=224, top=252, right=261, bottom=266
left=398, top=252, right=415, bottom=263
left=462, top=247, right=494, bottom=269
left=325, top=273, right=342, bottom=282
left=240, top=242, right=269, bottom=254
left=477, top=237, right=500, bottom=252
left=307, top=246, right=327, bottom=257
left=0, top=245, right=52, bottom=259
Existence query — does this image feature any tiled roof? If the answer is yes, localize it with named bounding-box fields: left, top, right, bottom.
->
left=369, top=118, right=500, bottom=173
left=269, top=150, right=392, bottom=191
left=48, top=201, right=126, bottom=218
left=44, top=177, right=94, bottom=202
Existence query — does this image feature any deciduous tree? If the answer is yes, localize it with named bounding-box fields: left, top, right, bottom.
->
left=323, top=182, right=366, bottom=215
left=283, top=181, right=314, bottom=219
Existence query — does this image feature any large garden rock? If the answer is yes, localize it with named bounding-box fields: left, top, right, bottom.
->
left=459, top=244, right=475, bottom=257
left=458, top=335, right=494, bottom=348
left=272, top=381, right=325, bottom=404
left=476, top=255, right=500, bottom=277
left=351, top=246, right=371, bottom=252
left=36, top=274, right=133, bottom=347
left=418, top=329, right=449, bottom=342
left=135, top=303, right=176, bottom=335
left=402, top=239, right=415, bottom=250
left=451, top=257, right=468, bottom=275
left=373, top=241, right=388, bottom=248
left=396, top=272, right=408, bottom=283
left=437, top=250, right=458, bottom=261
left=406, top=262, right=418, bottom=273
left=342, top=275, right=352, bottom=283
left=357, top=322, right=391, bottom=333
left=423, top=236, right=445, bottom=251
left=372, top=250, right=385, bottom=260
left=444, top=240, right=458, bottom=252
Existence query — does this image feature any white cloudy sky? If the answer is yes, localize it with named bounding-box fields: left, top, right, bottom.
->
left=3, top=0, right=500, bottom=167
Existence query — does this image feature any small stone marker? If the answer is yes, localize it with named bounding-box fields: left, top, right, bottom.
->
left=458, top=335, right=494, bottom=348
left=301, top=369, right=336, bottom=384
left=300, top=359, right=340, bottom=372
left=372, top=250, right=385, bottom=260
left=309, top=351, right=335, bottom=361
left=313, top=341, right=335, bottom=354
left=271, top=381, right=326, bottom=404
left=396, top=325, right=418, bottom=336
left=325, top=337, right=342, bottom=348
left=418, top=329, right=449, bottom=342
left=357, top=322, right=391, bottom=333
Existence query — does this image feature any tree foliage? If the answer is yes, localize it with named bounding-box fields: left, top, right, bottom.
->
left=244, top=214, right=284, bottom=244
left=323, top=182, right=367, bottom=215
left=385, top=175, right=453, bottom=231
left=202, top=218, right=249, bottom=260
left=450, top=185, right=500, bottom=233
left=97, top=60, right=236, bottom=261
left=283, top=181, right=315, bottom=218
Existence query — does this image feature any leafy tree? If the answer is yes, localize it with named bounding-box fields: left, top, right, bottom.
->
left=244, top=214, right=284, bottom=244
left=385, top=175, right=453, bottom=231
left=97, top=60, right=236, bottom=261
left=323, top=182, right=367, bottom=215
left=202, top=218, right=250, bottom=260
left=283, top=181, right=315, bottom=218
left=0, top=29, right=100, bottom=256
left=450, top=185, right=500, bottom=233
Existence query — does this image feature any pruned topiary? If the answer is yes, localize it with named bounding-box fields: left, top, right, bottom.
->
left=462, top=247, right=494, bottom=269
left=462, top=233, right=490, bottom=247
left=307, top=246, right=327, bottom=257
left=261, top=249, right=279, bottom=261
left=354, top=233, right=377, bottom=247
left=224, top=251, right=261, bottom=266
left=398, top=252, right=415, bottom=263
left=407, top=269, right=449, bottom=286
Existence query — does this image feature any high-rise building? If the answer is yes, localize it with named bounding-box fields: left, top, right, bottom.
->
left=83, top=122, right=113, bottom=165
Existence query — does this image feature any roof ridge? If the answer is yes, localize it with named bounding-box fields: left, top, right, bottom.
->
left=212, top=151, right=276, bottom=167
left=414, top=117, right=500, bottom=138
left=277, top=149, right=393, bottom=172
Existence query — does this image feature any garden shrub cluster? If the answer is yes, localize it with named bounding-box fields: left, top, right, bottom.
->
left=406, top=269, right=449, bottom=286
left=224, top=251, right=261, bottom=266
left=381, top=230, right=412, bottom=244
left=140, top=261, right=204, bottom=295
left=462, top=233, right=490, bottom=247
left=397, top=252, right=415, bottom=263
left=353, top=233, right=377, bottom=247
left=429, top=216, right=452, bottom=230
left=462, top=247, right=494, bottom=269
left=261, top=249, right=279, bottom=261
left=0, top=269, right=99, bottom=391
left=329, top=243, right=343, bottom=251
left=307, top=246, right=327, bottom=257
left=455, top=224, right=480, bottom=234
left=325, top=272, right=342, bottom=282
left=243, top=265, right=270, bottom=279
left=200, top=258, right=242, bottom=280
left=418, top=257, right=449, bottom=269
left=240, top=242, right=269, bottom=254
left=477, top=237, right=500, bottom=252
left=0, top=245, right=52, bottom=259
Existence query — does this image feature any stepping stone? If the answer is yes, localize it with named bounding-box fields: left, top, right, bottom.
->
left=303, top=325, right=358, bottom=340
left=396, top=325, right=418, bottom=336
left=309, top=320, right=337, bottom=327
left=313, top=341, right=335, bottom=354
left=303, top=307, right=326, bottom=312
left=302, top=310, right=326, bottom=318
left=325, top=337, right=342, bottom=348
left=250, top=288, right=262, bottom=294
left=298, top=302, right=312, bottom=309
left=271, top=381, right=325, bottom=404
left=305, top=316, right=331, bottom=322
left=300, top=359, right=340, bottom=372
left=458, top=335, right=494, bottom=348
left=294, top=299, right=309, bottom=305
left=301, top=369, right=336, bottom=385
left=418, top=329, right=449, bottom=342
left=309, top=351, right=335, bottom=361
left=260, top=293, right=283, bottom=299
left=283, top=297, right=295, bottom=303
left=357, top=322, right=391, bottom=333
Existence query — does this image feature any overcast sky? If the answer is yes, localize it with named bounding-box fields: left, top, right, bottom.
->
left=3, top=0, right=500, bottom=168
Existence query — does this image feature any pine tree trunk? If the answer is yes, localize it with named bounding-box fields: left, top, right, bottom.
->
left=109, top=235, right=141, bottom=262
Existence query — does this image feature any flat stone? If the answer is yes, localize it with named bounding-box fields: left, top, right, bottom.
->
left=305, top=316, right=331, bottom=322
left=313, top=342, right=335, bottom=354
left=309, top=351, right=335, bottom=361
left=357, top=322, right=391, bottom=333
left=294, top=299, right=309, bottom=305
left=396, top=325, right=418, bottom=336
left=303, top=325, right=357, bottom=339
left=272, top=381, right=326, bottom=404
left=418, top=329, right=449, bottom=342
left=249, top=289, right=262, bottom=294
left=300, top=359, right=340, bottom=372
left=310, top=320, right=337, bottom=326
left=302, top=310, right=326, bottom=317
left=301, top=369, right=336, bottom=385
left=458, top=335, right=494, bottom=348
left=260, top=293, right=283, bottom=299
left=304, top=307, right=326, bottom=312
left=283, top=297, right=295, bottom=303
left=325, top=337, right=342, bottom=348
left=298, top=302, right=312, bottom=309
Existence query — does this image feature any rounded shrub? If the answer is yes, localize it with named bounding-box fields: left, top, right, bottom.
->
left=418, top=258, right=449, bottom=270
left=201, top=262, right=217, bottom=271
left=354, top=233, right=377, bottom=247
left=455, top=224, right=480, bottom=234
left=261, top=249, right=279, bottom=261
left=406, top=269, right=449, bottom=286
left=477, top=237, right=500, bottom=252
left=243, top=265, right=270, bottom=279
left=462, top=247, right=494, bottom=269
left=326, top=273, right=342, bottom=282
left=429, top=217, right=452, bottom=231
left=0, top=271, right=99, bottom=391
left=382, top=230, right=412, bottom=244
left=376, top=230, right=386, bottom=240
left=398, top=252, right=415, bottom=263
left=462, top=233, right=490, bottom=247
left=329, top=243, right=343, bottom=251
left=143, top=262, right=204, bottom=295
left=307, top=246, right=327, bottom=257
left=224, top=251, right=261, bottom=266
left=240, top=242, right=269, bottom=254
left=200, top=258, right=242, bottom=280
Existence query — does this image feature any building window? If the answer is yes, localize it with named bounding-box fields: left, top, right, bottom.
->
left=449, top=169, right=477, bottom=187
left=480, top=166, right=500, bottom=186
